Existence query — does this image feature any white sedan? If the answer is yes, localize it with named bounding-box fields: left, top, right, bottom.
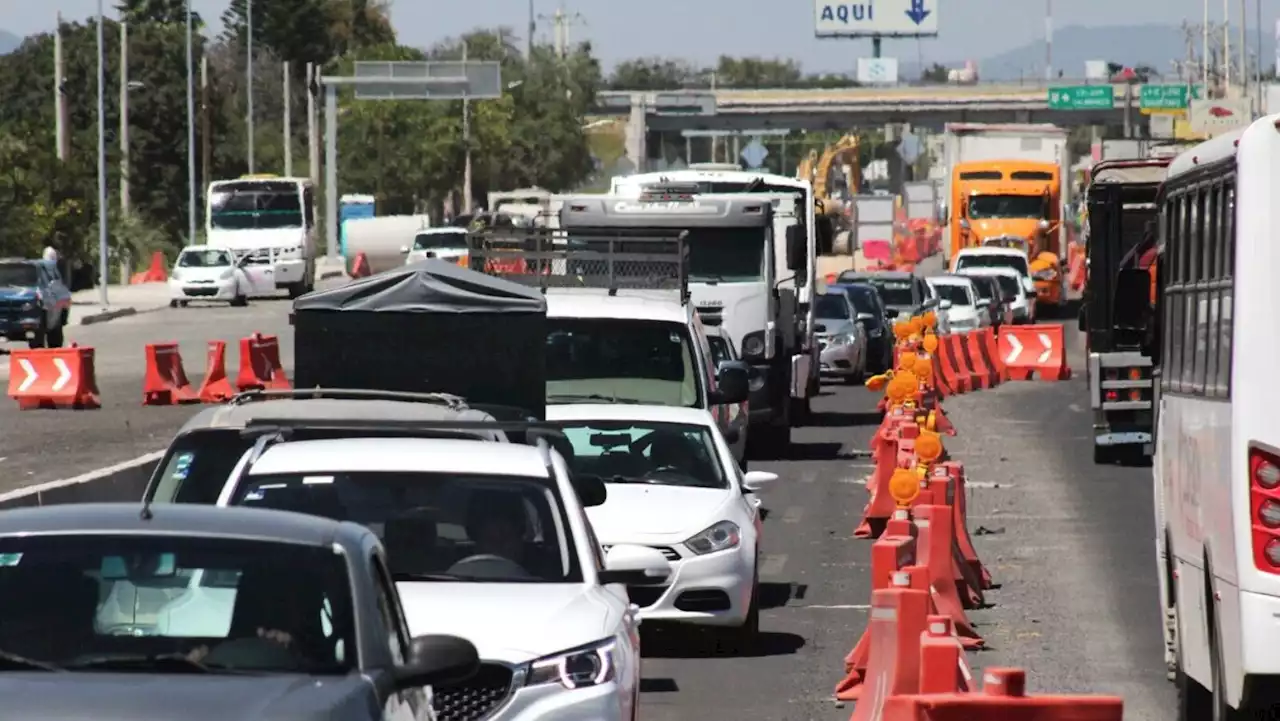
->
left=547, top=403, right=774, bottom=652
left=168, top=245, right=250, bottom=307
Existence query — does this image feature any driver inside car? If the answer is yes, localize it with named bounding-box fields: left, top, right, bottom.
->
left=647, top=431, right=699, bottom=476
left=465, top=492, right=530, bottom=568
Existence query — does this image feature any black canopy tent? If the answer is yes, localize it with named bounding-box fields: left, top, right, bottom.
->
left=292, top=259, right=547, bottom=419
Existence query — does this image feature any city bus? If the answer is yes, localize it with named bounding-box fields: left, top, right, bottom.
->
left=206, top=174, right=317, bottom=298
left=1152, top=114, right=1280, bottom=717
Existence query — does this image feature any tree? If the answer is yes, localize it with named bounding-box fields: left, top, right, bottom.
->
left=920, top=63, right=949, bottom=83
left=608, top=58, right=697, bottom=90
left=221, top=0, right=333, bottom=67
left=607, top=55, right=853, bottom=89
left=117, top=0, right=202, bottom=27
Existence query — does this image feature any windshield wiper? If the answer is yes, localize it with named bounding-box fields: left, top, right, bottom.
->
left=0, top=649, right=60, bottom=671
left=64, top=654, right=245, bottom=674
left=547, top=393, right=643, bottom=405
left=393, top=572, right=466, bottom=582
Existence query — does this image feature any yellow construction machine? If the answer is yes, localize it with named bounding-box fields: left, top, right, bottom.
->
left=797, top=133, right=862, bottom=255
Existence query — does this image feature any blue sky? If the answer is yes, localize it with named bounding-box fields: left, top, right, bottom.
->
left=3, top=0, right=1265, bottom=71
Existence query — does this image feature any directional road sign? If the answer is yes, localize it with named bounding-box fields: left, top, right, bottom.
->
left=814, top=0, right=939, bottom=38
left=741, top=139, right=769, bottom=169
left=1139, top=84, right=1202, bottom=111
left=353, top=61, right=503, bottom=100
left=1047, top=85, right=1115, bottom=110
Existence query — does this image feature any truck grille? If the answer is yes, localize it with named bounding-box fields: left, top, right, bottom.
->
left=433, top=663, right=514, bottom=721
left=695, top=306, right=724, bottom=326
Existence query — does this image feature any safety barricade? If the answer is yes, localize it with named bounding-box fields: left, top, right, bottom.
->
left=350, top=251, right=372, bottom=279
left=142, top=342, right=199, bottom=406
left=7, top=345, right=100, bottom=410
left=197, top=340, right=237, bottom=403
left=879, top=668, right=1124, bottom=721
left=236, top=332, right=292, bottom=391
left=996, top=324, right=1071, bottom=381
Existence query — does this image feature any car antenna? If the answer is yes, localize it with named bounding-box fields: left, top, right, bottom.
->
left=139, top=499, right=154, bottom=521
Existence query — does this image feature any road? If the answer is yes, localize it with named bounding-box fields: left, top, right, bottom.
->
left=0, top=274, right=1174, bottom=719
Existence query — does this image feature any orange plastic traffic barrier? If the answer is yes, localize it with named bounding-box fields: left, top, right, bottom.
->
left=142, top=342, right=199, bottom=406
left=997, top=323, right=1071, bottom=381
left=849, top=570, right=932, bottom=721
left=978, top=327, right=1008, bottom=383
left=236, top=332, right=292, bottom=391
left=350, top=251, right=372, bottom=279
left=914, top=504, right=983, bottom=648
left=938, top=461, right=993, bottom=590
left=878, top=668, right=1124, bottom=721
left=921, top=471, right=984, bottom=609
left=958, top=331, right=993, bottom=390
left=129, top=250, right=169, bottom=284
left=7, top=345, right=100, bottom=410
left=962, top=330, right=999, bottom=389
left=198, top=340, right=237, bottom=403
left=943, top=333, right=978, bottom=391
left=835, top=532, right=916, bottom=701
left=918, top=616, right=974, bottom=694
left=854, top=416, right=911, bottom=538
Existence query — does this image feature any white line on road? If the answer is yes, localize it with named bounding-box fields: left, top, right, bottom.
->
left=965, top=481, right=1007, bottom=489
left=758, top=554, right=788, bottom=577
left=0, top=450, right=164, bottom=505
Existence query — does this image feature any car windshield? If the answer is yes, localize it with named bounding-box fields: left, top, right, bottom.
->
left=967, top=194, right=1045, bottom=220
left=968, top=278, right=995, bottom=300
left=412, top=231, right=467, bottom=250
left=931, top=284, right=972, bottom=306
left=0, top=533, right=354, bottom=673
left=686, top=227, right=766, bottom=283
left=982, top=274, right=1020, bottom=298
left=706, top=336, right=732, bottom=365
left=814, top=294, right=849, bottom=319
left=0, top=263, right=38, bottom=287
left=209, top=181, right=303, bottom=230
left=546, top=318, right=700, bottom=408
left=955, top=254, right=1030, bottom=275
left=178, top=250, right=233, bottom=268
left=868, top=279, right=915, bottom=307
left=555, top=421, right=728, bottom=490
left=842, top=287, right=879, bottom=316
left=233, top=472, right=580, bottom=584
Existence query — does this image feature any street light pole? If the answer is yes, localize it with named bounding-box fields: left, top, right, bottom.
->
left=96, top=0, right=108, bottom=305
left=246, top=0, right=255, bottom=173
left=186, top=0, right=197, bottom=243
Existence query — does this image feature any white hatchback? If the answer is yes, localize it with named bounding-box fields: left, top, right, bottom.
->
left=951, top=247, right=1037, bottom=323
left=214, top=435, right=670, bottom=721
left=168, top=246, right=251, bottom=307
left=546, top=403, right=774, bottom=652
left=926, top=275, right=987, bottom=333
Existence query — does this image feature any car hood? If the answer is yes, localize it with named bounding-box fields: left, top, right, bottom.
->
left=0, top=672, right=371, bottom=721
left=587, top=483, right=731, bottom=538
left=397, top=583, right=616, bottom=663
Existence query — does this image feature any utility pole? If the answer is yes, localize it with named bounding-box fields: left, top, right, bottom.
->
left=186, top=0, right=197, bottom=243
left=539, top=3, right=585, bottom=58
left=283, top=61, right=292, bottom=176
left=462, top=41, right=472, bottom=212
left=1203, top=0, right=1210, bottom=91
left=1044, top=0, right=1053, bottom=81
left=95, top=0, right=108, bottom=304
left=201, top=55, right=211, bottom=197
left=119, top=21, right=130, bottom=216
left=526, top=0, right=535, bottom=60
left=246, top=0, right=255, bottom=173
left=54, top=12, right=69, bottom=161
left=307, top=62, right=320, bottom=184
left=1223, top=0, right=1231, bottom=92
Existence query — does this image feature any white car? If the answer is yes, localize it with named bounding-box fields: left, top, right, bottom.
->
left=926, top=275, right=987, bottom=332
left=951, top=247, right=1037, bottom=323
left=546, top=403, right=774, bottom=651
left=215, top=435, right=671, bottom=721
left=401, top=227, right=469, bottom=266
left=957, top=266, right=1034, bottom=324
left=168, top=245, right=251, bottom=307
left=703, top=326, right=750, bottom=463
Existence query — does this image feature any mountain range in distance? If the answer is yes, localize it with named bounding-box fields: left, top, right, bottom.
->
left=0, top=23, right=1272, bottom=83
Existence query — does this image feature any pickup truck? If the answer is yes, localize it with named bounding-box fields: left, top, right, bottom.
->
left=0, top=258, right=73, bottom=348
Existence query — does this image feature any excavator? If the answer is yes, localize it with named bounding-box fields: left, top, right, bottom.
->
left=797, top=133, right=862, bottom=255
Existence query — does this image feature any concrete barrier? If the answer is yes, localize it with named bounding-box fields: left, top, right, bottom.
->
left=0, top=451, right=162, bottom=509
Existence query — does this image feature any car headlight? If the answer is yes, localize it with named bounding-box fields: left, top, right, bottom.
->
left=684, top=520, right=740, bottom=555
left=525, top=638, right=617, bottom=689
left=1032, top=269, right=1056, bottom=280
left=741, top=332, right=765, bottom=358
left=829, top=333, right=854, bottom=347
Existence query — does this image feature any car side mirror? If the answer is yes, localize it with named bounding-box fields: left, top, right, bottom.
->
left=572, top=473, right=607, bottom=508
left=711, top=361, right=750, bottom=405
left=975, top=298, right=990, bottom=307
left=939, top=299, right=953, bottom=310
left=599, top=544, right=671, bottom=586
left=392, top=635, right=480, bottom=691
left=856, top=312, right=874, bottom=322
left=399, top=245, right=410, bottom=254
left=785, top=225, right=806, bottom=271
left=742, top=470, right=778, bottom=492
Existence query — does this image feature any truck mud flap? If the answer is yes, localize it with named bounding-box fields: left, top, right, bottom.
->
left=790, top=353, right=810, bottom=399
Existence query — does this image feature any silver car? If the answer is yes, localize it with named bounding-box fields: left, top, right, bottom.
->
left=813, top=291, right=868, bottom=385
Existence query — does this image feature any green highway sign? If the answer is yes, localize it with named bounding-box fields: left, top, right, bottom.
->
left=1047, top=85, right=1115, bottom=110
left=1139, top=84, right=1203, bottom=110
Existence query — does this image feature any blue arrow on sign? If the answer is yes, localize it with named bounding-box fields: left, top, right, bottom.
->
left=905, top=0, right=930, bottom=25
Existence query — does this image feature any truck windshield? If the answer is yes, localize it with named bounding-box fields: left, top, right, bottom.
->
left=0, top=263, right=39, bottom=287
left=546, top=318, right=701, bottom=408
left=687, top=228, right=766, bottom=282
left=967, top=194, right=1046, bottom=220
left=209, top=181, right=303, bottom=230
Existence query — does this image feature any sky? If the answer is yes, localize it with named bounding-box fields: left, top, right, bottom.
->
left=2, top=0, right=1269, bottom=72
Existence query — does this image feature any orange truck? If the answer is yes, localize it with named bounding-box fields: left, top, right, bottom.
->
left=941, top=123, right=1071, bottom=314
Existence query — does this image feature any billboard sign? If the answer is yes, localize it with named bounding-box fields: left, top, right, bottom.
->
left=815, top=0, right=939, bottom=37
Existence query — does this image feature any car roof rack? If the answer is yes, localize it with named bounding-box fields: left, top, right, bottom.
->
left=228, top=388, right=472, bottom=410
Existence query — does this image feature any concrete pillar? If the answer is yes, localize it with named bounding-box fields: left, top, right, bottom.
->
left=626, top=93, right=648, bottom=174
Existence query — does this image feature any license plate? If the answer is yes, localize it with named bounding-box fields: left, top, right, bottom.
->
left=1096, top=431, right=1151, bottom=446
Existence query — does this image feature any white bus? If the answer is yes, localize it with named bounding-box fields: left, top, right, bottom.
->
left=206, top=174, right=317, bottom=298
left=1154, top=114, right=1280, bottom=717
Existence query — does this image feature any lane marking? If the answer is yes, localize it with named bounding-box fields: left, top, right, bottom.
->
left=758, top=553, right=788, bottom=577
left=782, top=506, right=805, bottom=523
left=0, top=450, right=165, bottom=505
left=965, top=481, right=1006, bottom=489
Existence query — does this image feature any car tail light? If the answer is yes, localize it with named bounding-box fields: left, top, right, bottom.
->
left=1105, top=390, right=1119, bottom=402
left=1250, top=445, right=1280, bottom=573
left=1128, top=368, right=1143, bottom=380
left=1128, top=389, right=1142, bottom=402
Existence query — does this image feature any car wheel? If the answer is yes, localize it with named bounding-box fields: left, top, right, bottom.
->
left=169, top=299, right=179, bottom=309
left=230, top=293, right=248, bottom=307
left=719, top=566, right=760, bottom=655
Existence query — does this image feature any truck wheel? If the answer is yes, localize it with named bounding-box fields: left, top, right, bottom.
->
left=46, top=322, right=65, bottom=349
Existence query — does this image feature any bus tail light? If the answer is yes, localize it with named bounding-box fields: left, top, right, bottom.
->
left=1250, top=445, right=1280, bottom=572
